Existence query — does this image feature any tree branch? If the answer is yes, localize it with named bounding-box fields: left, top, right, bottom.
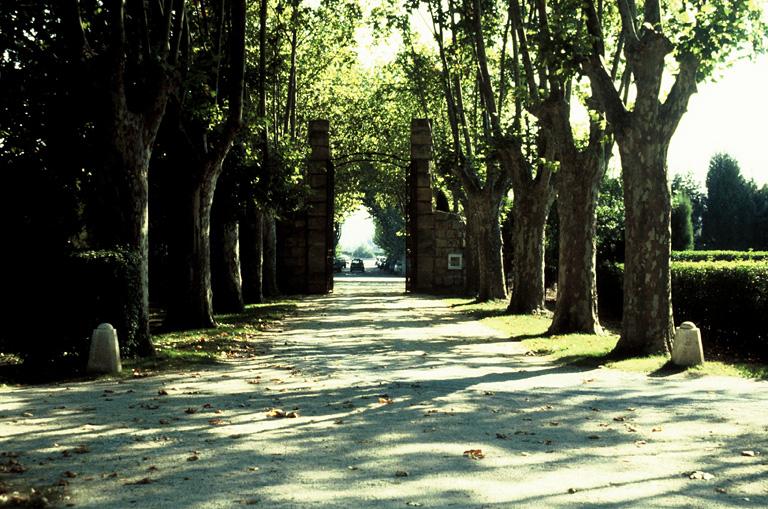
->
left=660, top=52, right=699, bottom=139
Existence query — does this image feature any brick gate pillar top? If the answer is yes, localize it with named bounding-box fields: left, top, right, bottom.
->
left=309, top=120, right=330, bottom=160
left=410, top=119, right=432, bottom=160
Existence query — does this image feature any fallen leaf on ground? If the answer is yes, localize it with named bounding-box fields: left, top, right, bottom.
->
left=185, top=408, right=198, bottom=414
left=208, top=418, right=230, bottom=426
left=688, top=471, right=715, bottom=480
left=463, top=449, right=485, bottom=460
left=378, top=396, right=394, bottom=404
left=496, top=433, right=508, bottom=440
left=157, top=389, right=168, bottom=396
left=125, top=477, right=154, bottom=485
left=568, top=488, right=578, bottom=494
left=741, top=450, right=757, bottom=457
left=63, top=471, right=77, bottom=478
left=652, top=427, right=663, bottom=432
left=187, top=455, right=199, bottom=461
left=395, top=470, right=409, bottom=477
left=613, top=416, right=626, bottom=422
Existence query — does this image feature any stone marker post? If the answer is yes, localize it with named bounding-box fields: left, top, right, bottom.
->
left=672, top=321, right=705, bottom=366
left=87, top=323, right=122, bottom=374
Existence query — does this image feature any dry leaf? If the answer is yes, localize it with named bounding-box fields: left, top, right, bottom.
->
left=208, top=418, right=229, bottom=426
left=184, top=408, right=197, bottom=414
left=463, top=449, right=485, bottom=460
left=125, top=477, right=154, bottom=485
left=157, top=389, right=168, bottom=396
left=187, top=455, right=199, bottom=462
left=63, top=471, right=78, bottom=478
left=395, top=470, right=409, bottom=477
left=266, top=408, right=285, bottom=418
left=613, top=416, right=626, bottom=422
left=652, top=427, right=663, bottom=432
left=688, top=471, right=715, bottom=480
left=378, top=396, right=394, bottom=404
left=741, top=450, right=757, bottom=457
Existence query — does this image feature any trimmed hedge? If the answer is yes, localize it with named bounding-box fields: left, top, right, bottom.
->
left=6, top=249, right=142, bottom=370
left=672, top=250, right=768, bottom=262
left=598, top=261, right=768, bottom=360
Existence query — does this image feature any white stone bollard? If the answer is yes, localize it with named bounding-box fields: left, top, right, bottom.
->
left=87, top=323, right=122, bottom=374
left=672, top=321, right=704, bottom=367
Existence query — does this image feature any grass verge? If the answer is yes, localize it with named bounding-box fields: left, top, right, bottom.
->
left=122, top=300, right=298, bottom=378
left=448, top=298, right=768, bottom=380
left=0, top=300, right=298, bottom=386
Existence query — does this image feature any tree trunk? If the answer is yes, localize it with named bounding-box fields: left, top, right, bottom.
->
left=508, top=189, right=551, bottom=313
left=240, top=204, right=264, bottom=304
left=467, top=192, right=506, bottom=301
left=615, top=138, right=674, bottom=356
left=110, top=127, right=155, bottom=356
left=165, top=162, right=220, bottom=330
left=212, top=212, right=245, bottom=313
left=463, top=200, right=480, bottom=296
left=262, top=214, right=280, bottom=297
left=548, top=153, right=603, bottom=334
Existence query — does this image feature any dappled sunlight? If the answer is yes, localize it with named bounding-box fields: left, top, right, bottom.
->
left=2, top=280, right=767, bottom=507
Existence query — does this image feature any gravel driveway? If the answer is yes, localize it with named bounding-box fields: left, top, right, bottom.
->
left=2, top=279, right=767, bottom=508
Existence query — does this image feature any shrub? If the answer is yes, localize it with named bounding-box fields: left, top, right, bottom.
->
left=598, top=261, right=768, bottom=360
left=8, top=249, right=142, bottom=372
left=671, top=250, right=768, bottom=262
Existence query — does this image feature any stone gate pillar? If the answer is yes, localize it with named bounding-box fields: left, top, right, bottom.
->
left=407, top=118, right=466, bottom=294
left=306, top=120, right=334, bottom=294
left=408, top=119, right=435, bottom=292
left=276, top=120, right=334, bottom=294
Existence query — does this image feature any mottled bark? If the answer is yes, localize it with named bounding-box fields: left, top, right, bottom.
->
left=581, top=0, right=699, bottom=356
left=262, top=214, right=279, bottom=297
left=165, top=166, right=220, bottom=329
left=616, top=138, right=674, bottom=355
left=162, top=0, right=246, bottom=330
left=109, top=122, right=155, bottom=356
left=240, top=205, right=264, bottom=304
left=548, top=153, right=603, bottom=334
left=212, top=214, right=244, bottom=313
left=466, top=193, right=506, bottom=301
left=463, top=199, right=480, bottom=296
left=507, top=188, right=551, bottom=313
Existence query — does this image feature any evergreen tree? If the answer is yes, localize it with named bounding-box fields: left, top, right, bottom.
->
left=702, top=153, right=755, bottom=249
left=671, top=193, right=695, bottom=251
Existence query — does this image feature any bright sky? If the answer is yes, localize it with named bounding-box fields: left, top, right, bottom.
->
left=668, top=54, right=768, bottom=187
left=339, top=206, right=375, bottom=251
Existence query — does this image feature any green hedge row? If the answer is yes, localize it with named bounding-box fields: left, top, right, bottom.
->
left=672, top=250, right=768, bottom=262
left=598, top=261, right=768, bottom=361
left=5, top=249, right=142, bottom=371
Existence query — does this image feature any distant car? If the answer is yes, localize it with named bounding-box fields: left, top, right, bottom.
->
left=333, top=257, right=347, bottom=272
left=349, top=258, right=365, bottom=272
